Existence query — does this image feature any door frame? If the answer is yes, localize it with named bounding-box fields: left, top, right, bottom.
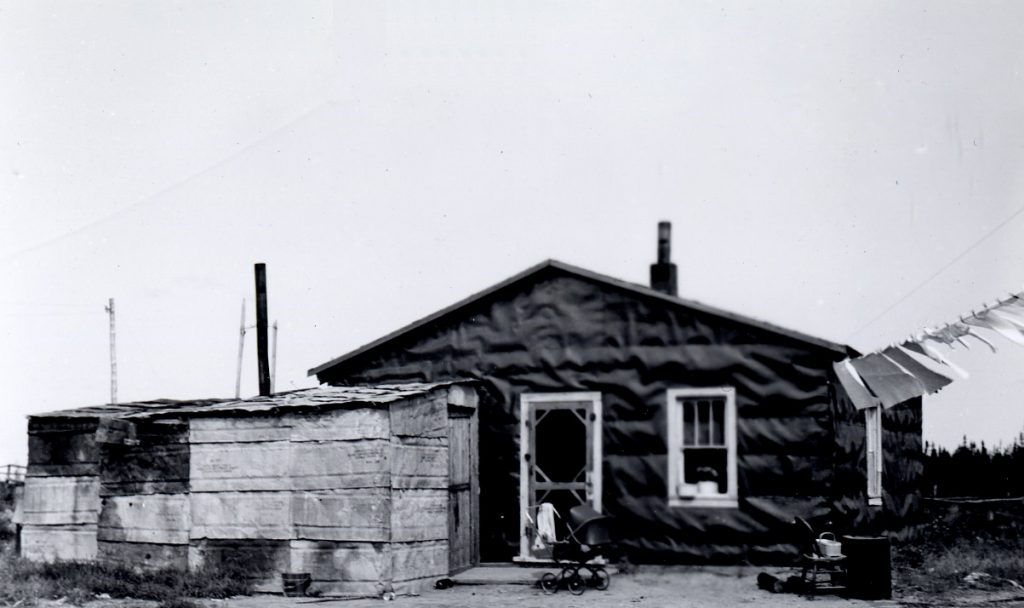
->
left=517, top=391, right=603, bottom=560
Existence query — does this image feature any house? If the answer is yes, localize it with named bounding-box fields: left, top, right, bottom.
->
left=19, top=383, right=481, bottom=595
left=20, top=222, right=923, bottom=587
left=310, top=223, right=924, bottom=564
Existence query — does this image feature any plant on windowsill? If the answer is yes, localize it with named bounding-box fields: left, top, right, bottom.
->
left=694, top=467, right=720, bottom=496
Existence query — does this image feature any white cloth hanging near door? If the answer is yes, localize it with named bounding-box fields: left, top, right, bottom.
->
left=537, top=502, right=559, bottom=543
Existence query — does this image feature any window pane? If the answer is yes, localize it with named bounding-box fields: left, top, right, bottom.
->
left=534, top=408, right=586, bottom=483
left=697, top=400, right=711, bottom=446
left=712, top=398, right=725, bottom=446
left=682, top=399, right=695, bottom=446
left=682, top=447, right=728, bottom=494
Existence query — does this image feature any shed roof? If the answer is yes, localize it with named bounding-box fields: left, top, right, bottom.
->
left=30, top=382, right=472, bottom=422
left=309, top=259, right=852, bottom=378
left=126, top=382, right=469, bottom=419
left=31, top=398, right=231, bottom=420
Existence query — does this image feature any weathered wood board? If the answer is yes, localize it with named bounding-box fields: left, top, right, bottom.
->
left=290, top=440, right=391, bottom=491
left=21, top=524, right=98, bottom=561
left=190, top=491, right=292, bottom=539
left=189, top=539, right=290, bottom=592
left=290, top=540, right=447, bottom=596
left=391, top=441, right=447, bottom=489
left=287, top=408, right=389, bottom=442
left=391, top=540, right=448, bottom=583
left=97, top=540, right=188, bottom=570
left=189, top=417, right=290, bottom=444
left=190, top=442, right=291, bottom=492
left=100, top=442, right=189, bottom=497
left=97, top=493, right=189, bottom=544
left=192, top=437, right=391, bottom=492
left=289, top=540, right=390, bottom=592
left=292, top=489, right=390, bottom=542
left=391, top=489, right=447, bottom=542
left=28, top=419, right=100, bottom=477
left=390, top=395, right=447, bottom=438
left=20, top=476, right=100, bottom=525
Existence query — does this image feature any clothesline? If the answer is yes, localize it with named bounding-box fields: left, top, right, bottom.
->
left=834, top=289, right=1024, bottom=411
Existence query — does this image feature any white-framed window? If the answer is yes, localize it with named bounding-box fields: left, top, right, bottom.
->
left=865, top=405, right=883, bottom=507
left=666, top=387, right=738, bottom=508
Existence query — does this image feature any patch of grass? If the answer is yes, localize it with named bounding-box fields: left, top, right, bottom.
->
left=157, top=599, right=203, bottom=608
left=895, top=501, right=1024, bottom=595
left=0, top=543, right=256, bottom=606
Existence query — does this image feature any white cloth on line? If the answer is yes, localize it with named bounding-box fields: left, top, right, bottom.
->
left=965, top=312, right=1024, bottom=347
left=903, top=340, right=970, bottom=379
left=833, top=359, right=881, bottom=411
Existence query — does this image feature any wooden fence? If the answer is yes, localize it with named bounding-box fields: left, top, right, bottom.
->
left=2, top=464, right=27, bottom=483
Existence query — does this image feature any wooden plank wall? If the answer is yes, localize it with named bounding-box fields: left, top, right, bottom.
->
left=21, top=418, right=102, bottom=562
left=22, top=385, right=472, bottom=597
left=183, top=391, right=457, bottom=596
left=387, top=393, right=452, bottom=592
left=188, top=406, right=402, bottom=593
left=97, top=419, right=191, bottom=570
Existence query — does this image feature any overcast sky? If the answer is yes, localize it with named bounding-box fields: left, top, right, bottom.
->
left=2, top=1, right=1024, bottom=467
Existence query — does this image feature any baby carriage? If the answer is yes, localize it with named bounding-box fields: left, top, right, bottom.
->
left=538, top=504, right=615, bottom=595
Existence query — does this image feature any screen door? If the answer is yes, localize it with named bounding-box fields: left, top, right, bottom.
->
left=518, top=392, right=602, bottom=560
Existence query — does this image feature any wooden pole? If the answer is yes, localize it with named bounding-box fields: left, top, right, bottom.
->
left=255, top=264, right=271, bottom=397
left=104, top=298, right=117, bottom=404
left=234, top=299, right=246, bottom=399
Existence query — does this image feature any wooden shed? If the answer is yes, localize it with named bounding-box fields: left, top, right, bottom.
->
left=21, top=383, right=480, bottom=596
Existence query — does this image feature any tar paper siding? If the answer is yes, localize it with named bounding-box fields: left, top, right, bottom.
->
left=318, top=272, right=872, bottom=563
left=830, top=377, right=925, bottom=540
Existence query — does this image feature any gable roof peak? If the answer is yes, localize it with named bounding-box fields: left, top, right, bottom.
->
left=309, top=259, right=849, bottom=377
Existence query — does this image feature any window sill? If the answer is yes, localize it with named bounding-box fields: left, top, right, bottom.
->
left=669, top=495, right=739, bottom=509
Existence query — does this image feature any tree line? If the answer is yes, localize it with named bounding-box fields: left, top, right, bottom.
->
left=922, top=434, right=1024, bottom=498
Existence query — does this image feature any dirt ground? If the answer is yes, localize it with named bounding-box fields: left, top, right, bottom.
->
left=28, top=566, right=1024, bottom=608
left=193, top=567, right=1024, bottom=608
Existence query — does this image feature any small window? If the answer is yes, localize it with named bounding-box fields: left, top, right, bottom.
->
left=667, top=387, right=738, bottom=508
left=865, top=406, right=882, bottom=507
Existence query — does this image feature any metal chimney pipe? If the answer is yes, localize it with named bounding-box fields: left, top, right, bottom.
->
left=657, top=221, right=671, bottom=264
left=254, top=263, right=271, bottom=396
left=649, top=222, right=678, bottom=296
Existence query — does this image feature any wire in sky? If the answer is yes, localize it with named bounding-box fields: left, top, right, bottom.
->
left=0, top=100, right=334, bottom=267
left=846, top=201, right=1024, bottom=342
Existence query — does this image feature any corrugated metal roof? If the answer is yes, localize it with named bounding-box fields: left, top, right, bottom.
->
left=29, top=382, right=470, bottom=421
left=309, top=259, right=852, bottom=378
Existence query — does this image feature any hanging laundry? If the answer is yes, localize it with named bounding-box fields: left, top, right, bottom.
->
left=851, top=353, right=927, bottom=409
left=882, top=347, right=953, bottom=395
left=924, top=324, right=973, bottom=349
left=902, top=340, right=970, bottom=379
left=833, top=359, right=882, bottom=411
left=536, top=502, right=559, bottom=543
left=966, top=327, right=999, bottom=352
left=965, top=312, right=1024, bottom=347
left=990, top=307, right=1024, bottom=330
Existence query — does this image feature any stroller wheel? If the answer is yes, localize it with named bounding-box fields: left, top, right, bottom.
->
left=540, top=573, right=559, bottom=594
left=591, top=568, right=610, bottom=590
left=567, top=573, right=586, bottom=595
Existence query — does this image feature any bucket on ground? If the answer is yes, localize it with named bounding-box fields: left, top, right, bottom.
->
left=282, top=572, right=311, bottom=597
